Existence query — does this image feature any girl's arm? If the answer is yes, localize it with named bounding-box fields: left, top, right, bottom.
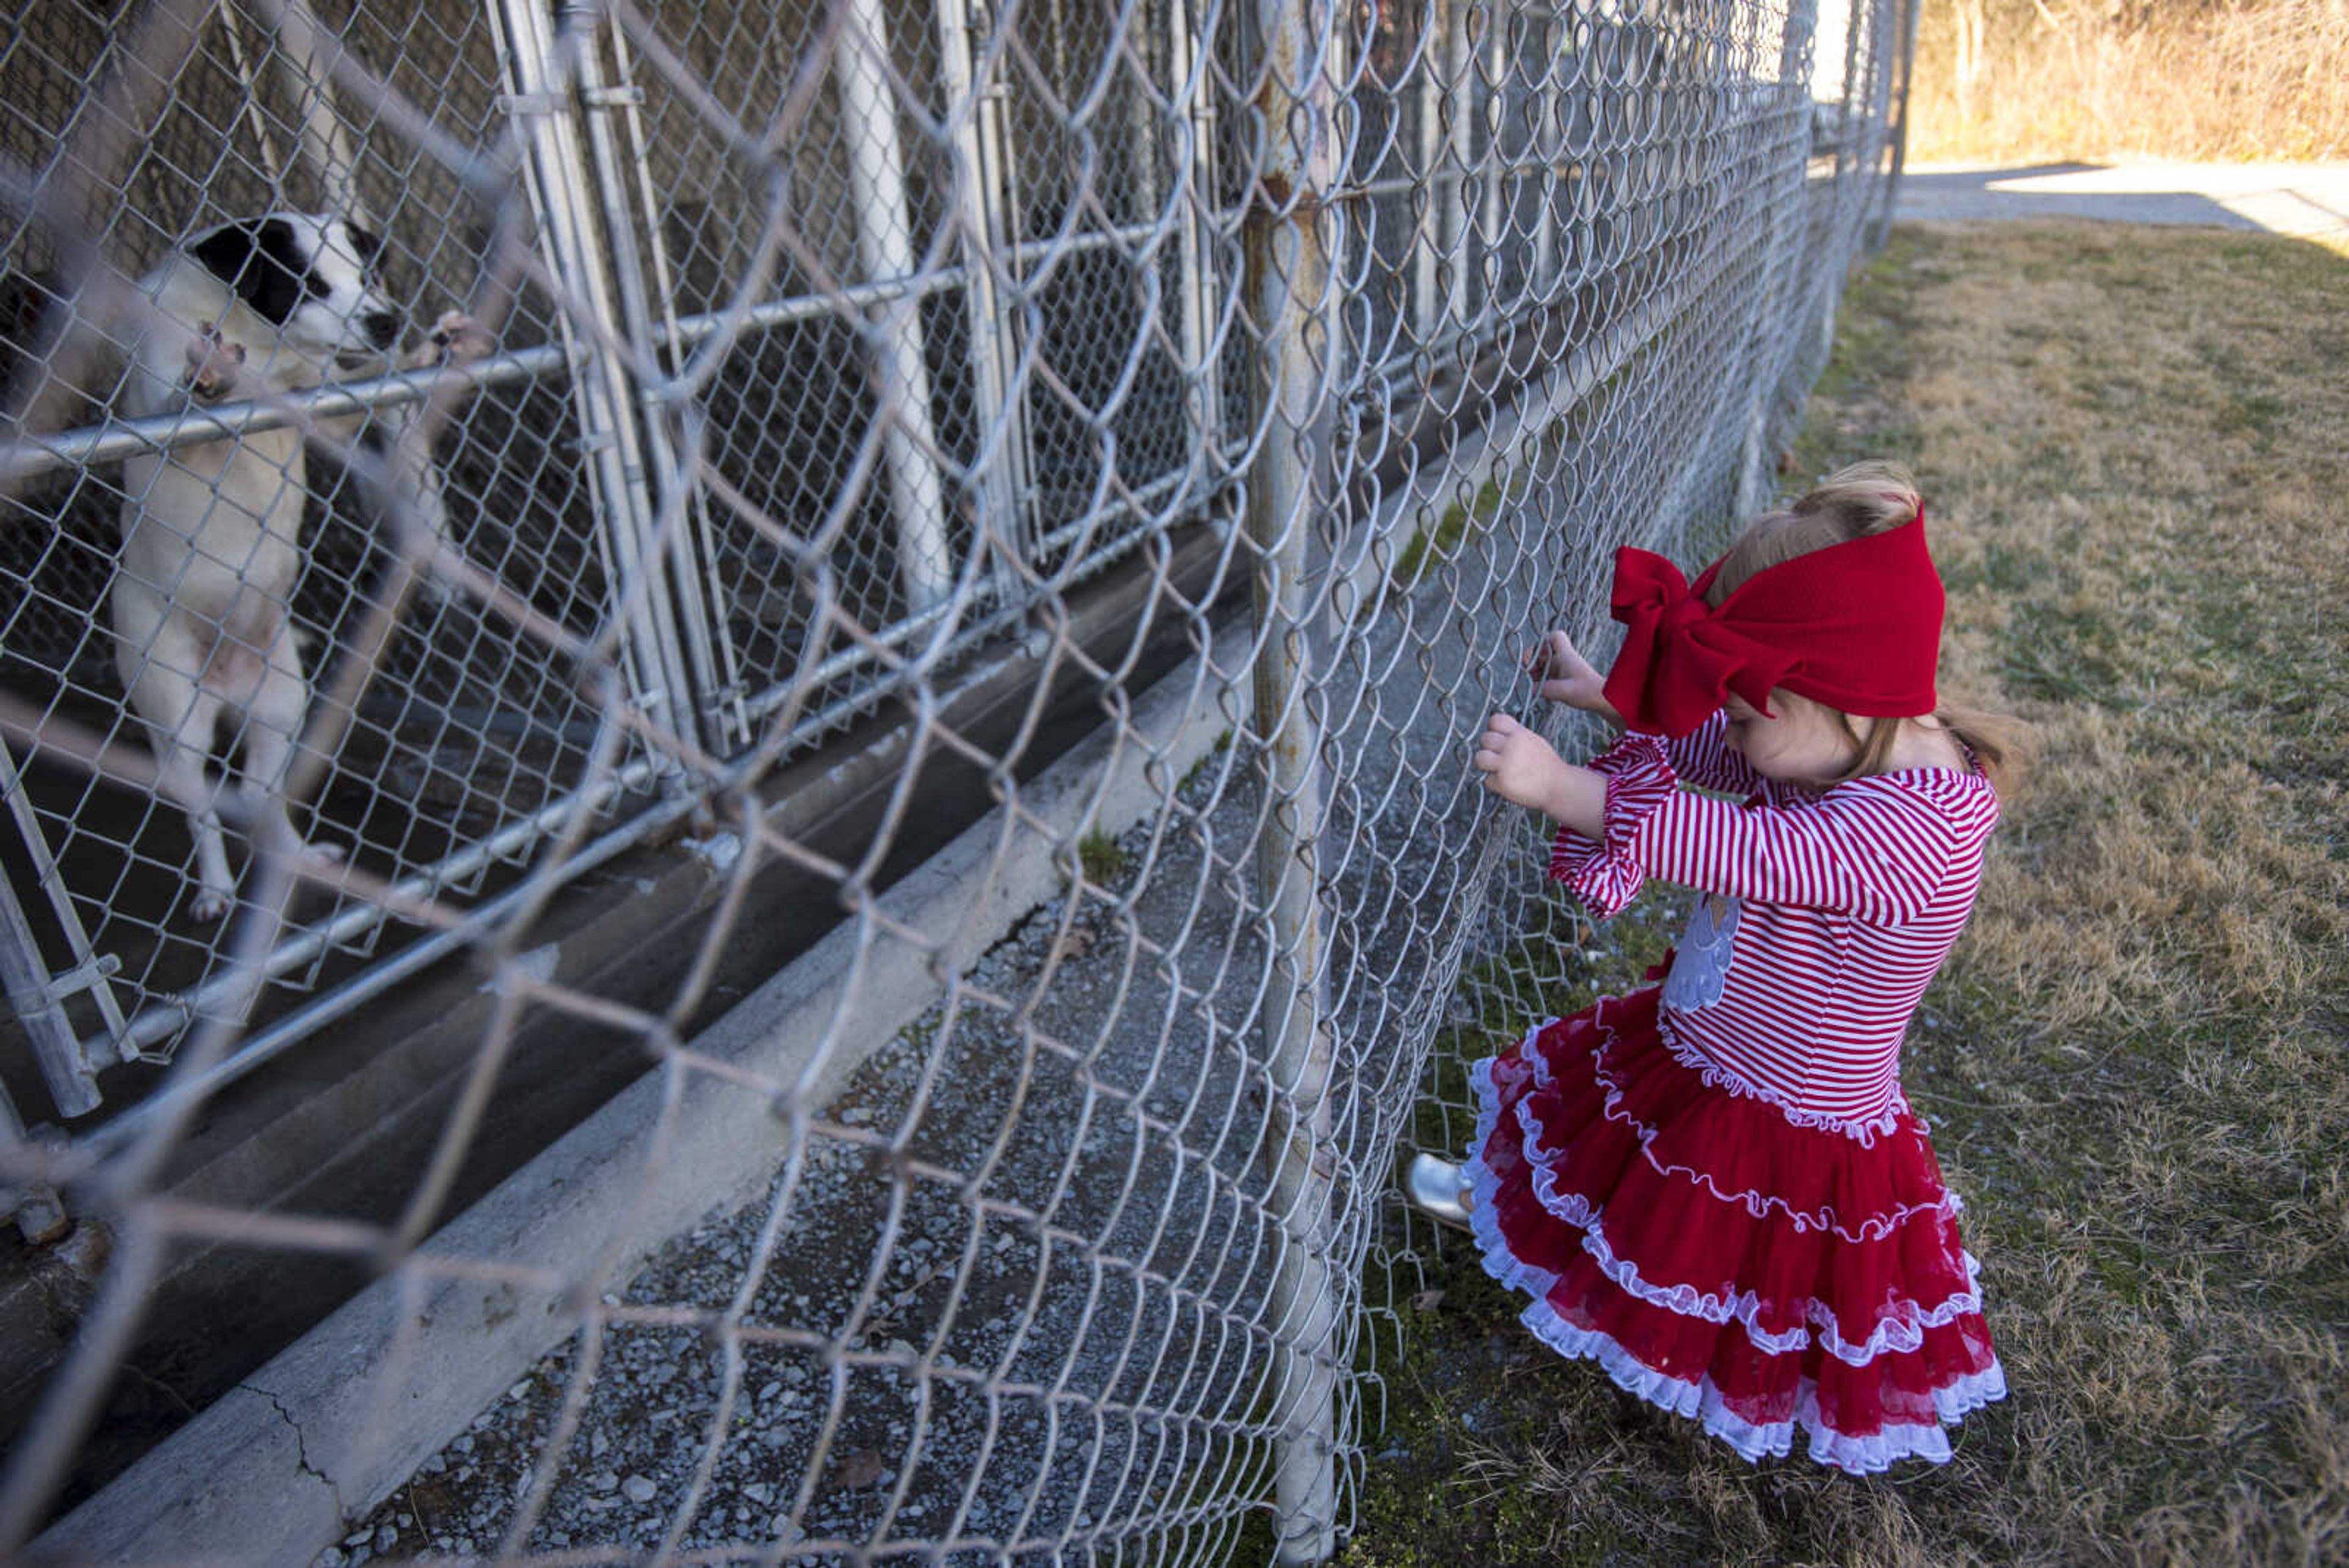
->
left=1527, top=631, right=1757, bottom=793
left=1660, top=708, right=1764, bottom=795
left=1471, top=713, right=1605, bottom=838
left=1474, top=715, right=1988, bottom=924
left=1621, top=779, right=1981, bottom=924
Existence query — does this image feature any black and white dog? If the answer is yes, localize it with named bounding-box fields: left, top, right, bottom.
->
left=111, top=212, right=483, bottom=920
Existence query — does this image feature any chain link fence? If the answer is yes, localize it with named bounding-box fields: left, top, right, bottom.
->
left=0, top=0, right=1913, bottom=1558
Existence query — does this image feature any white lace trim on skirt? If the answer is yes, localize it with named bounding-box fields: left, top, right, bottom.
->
left=1521, top=1157, right=1987, bottom=1365
left=1466, top=1027, right=2006, bottom=1471
left=1514, top=1296, right=2007, bottom=1474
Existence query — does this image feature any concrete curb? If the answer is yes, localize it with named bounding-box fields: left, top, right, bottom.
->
left=32, top=613, right=1254, bottom=1566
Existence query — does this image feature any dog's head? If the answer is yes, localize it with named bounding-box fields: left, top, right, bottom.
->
left=177, top=214, right=399, bottom=369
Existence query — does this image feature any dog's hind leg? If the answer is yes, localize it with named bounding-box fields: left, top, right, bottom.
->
left=130, top=667, right=237, bottom=923
left=235, top=630, right=343, bottom=882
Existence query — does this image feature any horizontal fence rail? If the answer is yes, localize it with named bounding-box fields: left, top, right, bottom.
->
left=0, top=0, right=1911, bottom=1558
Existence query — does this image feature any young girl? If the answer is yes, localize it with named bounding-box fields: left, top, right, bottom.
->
left=1417, top=461, right=2013, bottom=1474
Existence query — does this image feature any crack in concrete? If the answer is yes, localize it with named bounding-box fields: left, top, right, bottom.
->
left=242, top=1383, right=347, bottom=1522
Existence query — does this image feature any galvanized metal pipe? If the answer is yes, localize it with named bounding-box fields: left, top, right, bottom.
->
left=0, top=345, right=568, bottom=486
left=489, top=0, right=701, bottom=748
left=99, top=748, right=666, bottom=1061
left=737, top=458, right=1242, bottom=729
left=0, top=217, right=1182, bottom=492
left=935, top=0, right=1037, bottom=601
left=604, top=22, right=754, bottom=748
left=836, top=0, right=955, bottom=615
left=1411, top=0, right=1446, bottom=339
left=1173, top=0, right=1227, bottom=458
left=569, top=21, right=731, bottom=753
left=0, top=732, right=125, bottom=1085
left=0, top=812, right=101, bottom=1115
left=1441, top=0, right=1474, bottom=333
left=1244, top=0, right=1341, bottom=1555
left=1875, top=0, right=1923, bottom=253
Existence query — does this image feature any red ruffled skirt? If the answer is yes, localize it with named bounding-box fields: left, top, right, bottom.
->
left=1467, top=987, right=2005, bottom=1473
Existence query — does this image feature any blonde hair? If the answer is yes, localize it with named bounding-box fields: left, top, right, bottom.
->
left=1705, top=461, right=2031, bottom=795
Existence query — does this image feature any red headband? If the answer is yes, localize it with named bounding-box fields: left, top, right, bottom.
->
left=1601, top=508, right=1944, bottom=737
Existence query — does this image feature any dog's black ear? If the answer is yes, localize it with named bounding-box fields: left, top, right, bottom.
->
left=344, top=223, right=384, bottom=270
left=187, top=218, right=314, bottom=326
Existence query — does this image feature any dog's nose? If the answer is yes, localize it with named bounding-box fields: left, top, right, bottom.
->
left=360, top=311, right=399, bottom=351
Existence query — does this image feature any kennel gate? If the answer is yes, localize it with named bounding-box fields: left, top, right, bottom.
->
left=0, top=0, right=1743, bottom=1134
left=0, top=0, right=1261, bottom=1131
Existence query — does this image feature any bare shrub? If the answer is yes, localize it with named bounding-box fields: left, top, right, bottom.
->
left=1908, top=0, right=2349, bottom=163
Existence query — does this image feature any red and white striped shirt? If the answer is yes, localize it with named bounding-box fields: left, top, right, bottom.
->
left=1551, top=712, right=1998, bottom=1131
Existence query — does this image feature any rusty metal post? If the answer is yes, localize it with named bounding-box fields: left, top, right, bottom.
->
left=1874, top=0, right=1924, bottom=252
left=1732, top=0, right=1824, bottom=522
left=1242, top=0, right=1340, bottom=1556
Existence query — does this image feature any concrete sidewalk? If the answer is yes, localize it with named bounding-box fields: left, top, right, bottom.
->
left=1894, top=161, right=2349, bottom=241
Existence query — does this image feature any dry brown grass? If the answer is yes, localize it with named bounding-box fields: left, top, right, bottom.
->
left=1908, top=0, right=2349, bottom=165
left=1348, top=223, right=2349, bottom=1567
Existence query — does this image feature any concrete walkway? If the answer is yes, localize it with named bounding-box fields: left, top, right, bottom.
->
left=1893, top=161, right=2349, bottom=241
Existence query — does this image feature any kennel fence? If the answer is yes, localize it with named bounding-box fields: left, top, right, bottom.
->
left=0, top=0, right=1915, bottom=1559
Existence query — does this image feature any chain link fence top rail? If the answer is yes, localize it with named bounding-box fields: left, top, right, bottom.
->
left=0, top=0, right=1912, bottom=1559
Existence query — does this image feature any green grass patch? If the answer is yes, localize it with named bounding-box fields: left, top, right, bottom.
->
left=1075, top=827, right=1129, bottom=886
left=1391, top=477, right=1505, bottom=591
left=1178, top=728, right=1234, bottom=797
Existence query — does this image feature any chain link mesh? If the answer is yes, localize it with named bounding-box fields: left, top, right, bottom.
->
left=0, top=0, right=1912, bottom=1558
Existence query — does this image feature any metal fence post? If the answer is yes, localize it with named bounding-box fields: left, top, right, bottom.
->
left=1477, top=3, right=1505, bottom=312
left=936, top=0, right=1036, bottom=599
left=0, top=738, right=123, bottom=1113
left=837, top=0, right=956, bottom=616
left=0, top=834, right=102, bottom=1117
left=1441, top=0, right=1476, bottom=337
left=1411, top=0, right=1447, bottom=340
left=487, top=0, right=704, bottom=740
left=1173, top=0, right=1226, bottom=451
left=1872, top=0, right=1924, bottom=253
left=571, top=23, right=746, bottom=755
left=1731, top=0, right=1823, bottom=520
left=1529, top=5, right=1559, bottom=300
left=1244, top=0, right=1340, bottom=1556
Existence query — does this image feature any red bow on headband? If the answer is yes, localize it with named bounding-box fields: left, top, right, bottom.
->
left=1600, top=510, right=1945, bottom=737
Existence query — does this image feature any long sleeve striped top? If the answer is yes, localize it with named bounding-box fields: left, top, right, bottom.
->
left=1550, top=712, right=1999, bottom=1132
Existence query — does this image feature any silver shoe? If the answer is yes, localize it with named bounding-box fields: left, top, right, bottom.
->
left=1405, top=1153, right=1473, bottom=1230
